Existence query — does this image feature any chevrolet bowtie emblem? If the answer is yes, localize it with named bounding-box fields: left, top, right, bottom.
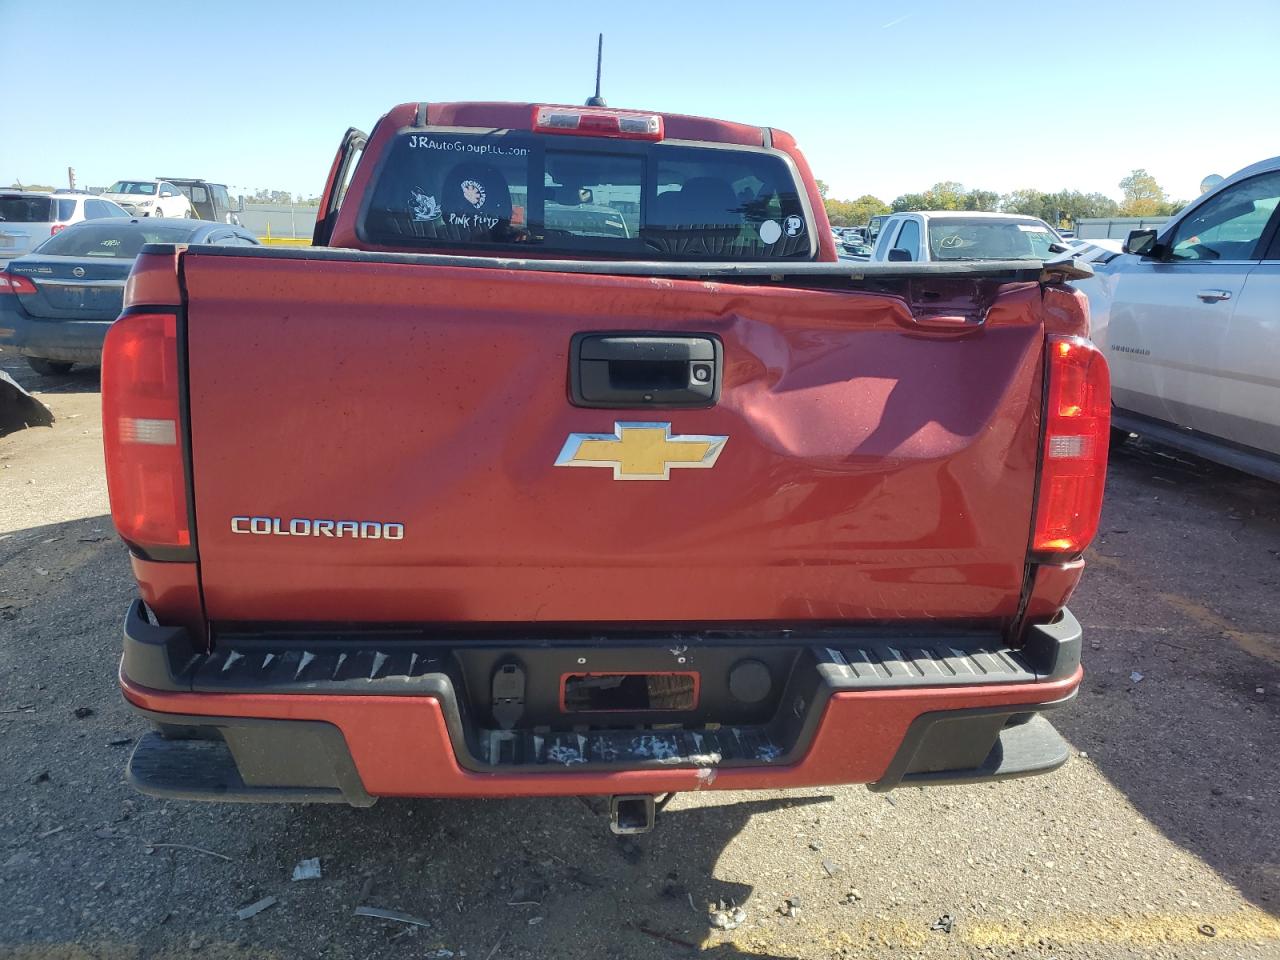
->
left=555, top=421, right=728, bottom=480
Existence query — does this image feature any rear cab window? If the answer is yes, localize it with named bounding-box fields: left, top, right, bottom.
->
left=927, top=218, right=1059, bottom=261
left=0, top=195, right=55, bottom=222
left=361, top=130, right=814, bottom=260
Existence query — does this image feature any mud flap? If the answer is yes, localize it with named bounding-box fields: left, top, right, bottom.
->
left=0, top=370, right=54, bottom=433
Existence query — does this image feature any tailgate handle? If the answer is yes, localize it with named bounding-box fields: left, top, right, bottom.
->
left=570, top=333, right=722, bottom=408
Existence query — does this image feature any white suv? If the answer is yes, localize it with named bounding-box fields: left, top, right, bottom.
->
left=100, top=180, right=194, bottom=218
left=0, top=191, right=131, bottom=260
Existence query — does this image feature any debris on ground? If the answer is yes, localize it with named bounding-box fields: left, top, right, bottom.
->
left=636, top=922, right=698, bottom=949
left=72, top=706, right=94, bottom=719
left=780, top=896, right=802, bottom=919
left=708, top=898, right=747, bottom=930
left=821, top=859, right=844, bottom=878
left=292, top=857, right=322, bottom=881
left=1199, top=923, right=1217, bottom=937
left=35, top=826, right=64, bottom=840
left=354, top=905, right=433, bottom=929
left=28, top=770, right=49, bottom=784
left=144, top=842, right=232, bottom=861
left=1129, top=671, right=1144, bottom=684
left=0, top=370, right=55, bottom=433
left=234, top=896, right=278, bottom=920
left=930, top=913, right=955, bottom=934
left=840, top=887, right=863, bottom=905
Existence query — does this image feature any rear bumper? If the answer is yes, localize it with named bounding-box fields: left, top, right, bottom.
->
left=119, top=602, right=1083, bottom=803
left=0, top=302, right=109, bottom=362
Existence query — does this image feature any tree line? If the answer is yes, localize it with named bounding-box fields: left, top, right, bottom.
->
left=819, top=169, right=1187, bottom=228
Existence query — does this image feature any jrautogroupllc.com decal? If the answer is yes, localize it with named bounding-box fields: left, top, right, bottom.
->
left=407, top=135, right=530, bottom=157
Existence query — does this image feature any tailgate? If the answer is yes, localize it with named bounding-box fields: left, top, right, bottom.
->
left=183, top=251, right=1048, bottom=625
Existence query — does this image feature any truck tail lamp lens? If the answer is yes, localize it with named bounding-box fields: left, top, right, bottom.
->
left=1032, top=337, right=1111, bottom=555
left=50, top=223, right=66, bottom=236
left=0, top=272, right=38, bottom=295
left=532, top=105, right=664, bottom=141
left=101, top=312, right=192, bottom=553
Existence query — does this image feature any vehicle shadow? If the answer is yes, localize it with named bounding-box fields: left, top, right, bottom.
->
left=280, top=793, right=828, bottom=958
left=1059, top=437, right=1280, bottom=916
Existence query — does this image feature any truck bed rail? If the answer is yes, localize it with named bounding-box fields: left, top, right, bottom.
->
left=142, top=243, right=1093, bottom=284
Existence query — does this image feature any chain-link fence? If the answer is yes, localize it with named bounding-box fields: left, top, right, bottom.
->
left=237, top=203, right=318, bottom=241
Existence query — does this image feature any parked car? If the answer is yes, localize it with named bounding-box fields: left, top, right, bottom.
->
left=1087, top=155, right=1280, bottom=481
left=870, top=211, right=1066, bottom=262
left=0, top=191, right=130, bottom=261
left=840, top=234, right=873, bottom=258
left=107, top=100, right=1103, bottom=830
left=0, top=218, right=258, bottom=374
left=100, top=180, right=194, bottom=218
left=158, top=178, right=244, bottom=224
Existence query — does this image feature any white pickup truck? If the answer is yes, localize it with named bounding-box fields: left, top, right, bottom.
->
left=870, top=211, right=1064, bottom=263
left=1088, top=156, right=1280, bottom=481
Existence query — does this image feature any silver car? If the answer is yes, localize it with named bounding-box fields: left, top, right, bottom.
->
left=1087, top=155, right=1280, bottom=481
left=0, top=192, right=131, bottom=260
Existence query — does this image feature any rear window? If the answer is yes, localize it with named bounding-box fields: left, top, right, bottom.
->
left=108, top=181, right=157, bottom=195
left=0, top=195, right=54, bottom=223
left=927, top=218, right=1059, bottom=261
left=362, top=131, right=813, bottom=260
left=37, top=221, right=210, bottom=258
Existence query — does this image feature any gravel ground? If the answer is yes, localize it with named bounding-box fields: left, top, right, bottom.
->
left=1, top=347, right=1277, bottom=960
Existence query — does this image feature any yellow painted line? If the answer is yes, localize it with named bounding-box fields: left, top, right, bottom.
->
left=965, top=910, right=1280, bottom=947
left=1086, top=549, right=1280, bottom=666
left=719, top=909, right=1280, bottom=954
left=1157, top=591, right=1280, bottom=666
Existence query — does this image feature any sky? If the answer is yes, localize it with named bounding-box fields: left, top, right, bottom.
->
left=3, top=0, right=1278, bottom=205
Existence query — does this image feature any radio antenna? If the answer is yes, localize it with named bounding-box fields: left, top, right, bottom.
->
left=586, top=33, right=606, bottom=106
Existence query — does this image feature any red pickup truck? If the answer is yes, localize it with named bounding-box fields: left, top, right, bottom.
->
left=106, top=102, right=1107, bottom=833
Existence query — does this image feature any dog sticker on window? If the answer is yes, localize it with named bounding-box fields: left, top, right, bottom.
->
left=410, top=188, right=442, bottom=222
left=461, top=180, right=487, bottom=210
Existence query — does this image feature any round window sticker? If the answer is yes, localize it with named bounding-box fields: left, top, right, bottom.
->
left=783, top=215, right=804, bottom=238
left=759, top=219, right=782, bottom=245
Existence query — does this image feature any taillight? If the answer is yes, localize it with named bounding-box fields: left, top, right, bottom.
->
left=0, top=272, right=38, bottom=295
left=101, top=312, right=192, bottom=554
left=532, top=105, right=664, bottom=141
left=50, top=223, right=66, bottom=236
left=1032, top=336, right=1111, bottom=555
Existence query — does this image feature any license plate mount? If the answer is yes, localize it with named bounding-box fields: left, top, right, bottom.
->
left=561, top=672, right=699, bottom=713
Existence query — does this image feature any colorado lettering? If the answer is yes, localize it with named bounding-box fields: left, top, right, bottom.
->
left=230, top=517, right=405, bottom=540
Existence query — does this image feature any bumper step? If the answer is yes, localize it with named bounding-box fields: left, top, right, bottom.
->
left=128, top=722, right=374, bottom=805
left=871, top=712, right=1071, bottom=791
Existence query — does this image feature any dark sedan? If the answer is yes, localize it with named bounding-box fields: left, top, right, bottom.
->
left=0, top=218, right=258, bottom=374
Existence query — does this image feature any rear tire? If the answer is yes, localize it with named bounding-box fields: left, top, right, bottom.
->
left=27, top=357, right=73, bottom=375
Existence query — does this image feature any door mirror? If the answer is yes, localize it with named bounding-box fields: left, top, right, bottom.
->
left=887, top=247, right=913, bottom=262
left=230, top=194, right=245, bottom=213
left=1124, top=229, right=1158, bottom=256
